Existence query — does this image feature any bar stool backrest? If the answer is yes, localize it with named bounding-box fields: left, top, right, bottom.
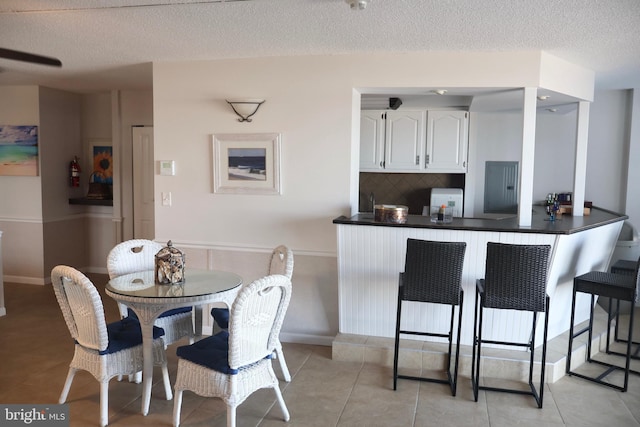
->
left=403, top=239, right=466, bottom=305
left=483, top=242, right=551, bottom=312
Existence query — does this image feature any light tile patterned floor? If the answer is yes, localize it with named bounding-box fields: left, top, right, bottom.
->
left=1, top=274, right=639, bottom=426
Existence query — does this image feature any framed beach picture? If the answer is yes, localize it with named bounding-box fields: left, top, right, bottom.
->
left=0, top=125, right=39, bottom=176
left=212, top=133, right=281, bottom=195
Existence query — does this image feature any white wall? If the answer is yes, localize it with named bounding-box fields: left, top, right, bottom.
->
left=117, top=90, right=154, bottom=242
left=533, top=110, right=577, bottom=201
left=0, top=86, right=42, bottom=220
left=467, top=111, right=523, bottom=216
left=467, top=92, right=632, bottom=219
left=152, top=51, right=596, bottom=342
left=587, top=90, right=632, bottom=214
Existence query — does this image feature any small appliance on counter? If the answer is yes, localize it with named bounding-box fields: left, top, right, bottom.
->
left=428, top=188, right=464, bottom=218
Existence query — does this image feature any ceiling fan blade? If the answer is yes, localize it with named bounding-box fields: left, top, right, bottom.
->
left=0, top=48, right=62, bottom=67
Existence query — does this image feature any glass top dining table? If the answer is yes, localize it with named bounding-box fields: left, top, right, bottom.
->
left=105, top=268, right=243, bottom=417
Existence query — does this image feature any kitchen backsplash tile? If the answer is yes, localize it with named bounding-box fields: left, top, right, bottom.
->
left=359, top=173, right=465, bottom=214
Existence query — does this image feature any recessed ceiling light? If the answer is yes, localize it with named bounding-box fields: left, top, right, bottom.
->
left=432, top=89, right=447, bottom=95
left=346, top=0, right=369, bottom=10
left=547, top=108, right=558, bottom=113
left=537, top=95, right=550, bottom=100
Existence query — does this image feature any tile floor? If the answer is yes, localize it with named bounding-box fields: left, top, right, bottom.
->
left=1, top=274, right=639, bottom=427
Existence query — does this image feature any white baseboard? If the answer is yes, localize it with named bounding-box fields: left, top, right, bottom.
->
left=279, top=332, right=333, bottom=347
left=199, top=326, right=333, bottom=347
left=0, top=307, right=6, bottom=316
left=84, top=267, right=108, bottom=275
left=3, top=275, right=47, bottom=285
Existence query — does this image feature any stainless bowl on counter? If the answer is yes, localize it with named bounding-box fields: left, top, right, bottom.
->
left=374, top=204, right=408, bottom=224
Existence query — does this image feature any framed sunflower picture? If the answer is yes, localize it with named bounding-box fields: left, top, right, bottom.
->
left=89, top=142, right=113, bottom=184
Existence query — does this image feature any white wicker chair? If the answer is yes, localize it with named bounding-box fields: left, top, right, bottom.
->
left=173, top=274, right=292, bottom=427
left=51, top=265, right=171, bottom=427
left=107, top=239, right=195, bottom=346
left=211, top=245, right=294, bottom=381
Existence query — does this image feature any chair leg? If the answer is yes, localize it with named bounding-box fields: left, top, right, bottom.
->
left=273, top=383, right=291, bottom=421
left=161, top=362, right=173, bottom=400
left=539, top=296, right=550, bottom=407
left=471, top=288, right=481, bottom=402
left=451, top=291, right=464, bottom=396
left=59, top=367, right=77, bottom=404
left=566, top=285, right=578, bottom=374
left=100, top=381, right=109, bottom=427
left=275, top=342, right=291, bottom=382
left=129, top=372, right=141, bottom=383
left=393, top=291, right=403, bottom=390
left=172, top=389, right=183, bottom=427
left=227, top=404, right=237, bottom=427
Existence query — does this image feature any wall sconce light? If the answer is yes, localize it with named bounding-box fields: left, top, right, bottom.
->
left=226, top=99, right=265, bottom=122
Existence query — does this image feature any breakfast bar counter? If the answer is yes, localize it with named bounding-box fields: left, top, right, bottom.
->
left=333, top=207, right=627, bottom=348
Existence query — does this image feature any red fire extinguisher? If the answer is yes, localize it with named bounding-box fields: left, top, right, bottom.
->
left=70, top=156, right=81, bottom=187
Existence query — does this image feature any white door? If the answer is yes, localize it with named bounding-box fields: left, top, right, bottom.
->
left=132, top=126, right=155, bottom=239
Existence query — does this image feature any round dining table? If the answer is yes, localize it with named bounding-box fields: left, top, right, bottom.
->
left=105, top=268, right=243, bottom=416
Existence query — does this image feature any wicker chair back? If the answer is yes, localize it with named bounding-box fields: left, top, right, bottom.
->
left=268, top=245, right=294, bottom=279
left=228, top=274, right=292, bottom=370
left=107, top=239, right=163, bottom=279
left=483, top=242, right=551, bottom=312
left=402, top=239, right=467, bottom=305
left=51, top=265, right=109, bottom=353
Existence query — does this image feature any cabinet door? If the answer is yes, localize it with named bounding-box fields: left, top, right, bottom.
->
left=384, top=110, right=426, bottom=171
left=425, top=110, right=468, bottom=173
left=359, top=110, right=386, bottom=171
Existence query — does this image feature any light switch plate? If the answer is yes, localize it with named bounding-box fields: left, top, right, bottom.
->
left=161, top=192, right=172, bottom=206
left=160, top=160, right=175, bottom=176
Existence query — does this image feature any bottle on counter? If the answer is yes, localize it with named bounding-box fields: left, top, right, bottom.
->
left=438, top=204, right=446, bottom=221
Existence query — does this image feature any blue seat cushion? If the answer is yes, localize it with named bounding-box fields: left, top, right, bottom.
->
left=127, top=306, right=192, bottom=320
left=211, top=308, right=229, bottom=329
left=176, top=331, right=274, bottom=375
left=99, top=317, right=164, bottom=355
left=176, top=331, right=237, bottom=374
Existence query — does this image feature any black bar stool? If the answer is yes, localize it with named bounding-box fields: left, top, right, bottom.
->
left=608, top=259, right=640, bottom=348
left=393, top=238, right=466, bottom=396
left=471, top=242, right=551, bottom=408
left=566, top=257, right=640, bottom=392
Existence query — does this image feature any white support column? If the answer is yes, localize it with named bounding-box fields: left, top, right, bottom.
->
left=572, top=101, right=590, bottom=217
left=518, top=87, right=537, bottom=227
left=625, top=89, right=640, bottom=227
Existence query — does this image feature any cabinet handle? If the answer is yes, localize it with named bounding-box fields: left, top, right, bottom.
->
left=415, top=155, right=419, bottom=166
left=425, top=154, right=430, bottom=165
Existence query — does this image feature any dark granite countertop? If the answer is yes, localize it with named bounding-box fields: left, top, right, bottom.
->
left=333, top=206, right=627, bottom=235
left=69, top=197, right=113, bottom=206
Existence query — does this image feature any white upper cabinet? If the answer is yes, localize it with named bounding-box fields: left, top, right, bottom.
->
left=359, top=110, right=386, bottom=171
left=384, top=110, right=426, bottom=171
left=360, top=109, right=468, bottom=173
left=425, top=110, right=469, bottom=173
left=359, top=110, right=425, bottom=172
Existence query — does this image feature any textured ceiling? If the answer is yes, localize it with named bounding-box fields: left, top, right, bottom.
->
left=0, top=0, right=639, bottom=93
